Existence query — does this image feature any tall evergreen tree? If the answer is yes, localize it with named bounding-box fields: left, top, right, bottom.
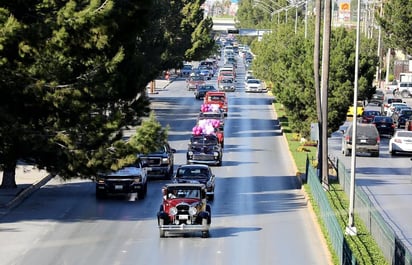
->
left=0, top=0, right=213, bottom=188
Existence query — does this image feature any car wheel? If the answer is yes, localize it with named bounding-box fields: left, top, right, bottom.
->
left=206, top=205, right=212, bottom=224
left=344, top=148, right=351, bottom=157
left=159, top=219, right=165, bottom=238
left=371, top=151, right=379, bottom=157
left=137, top=183, right=147, bottom=200
left=95, top=189, right=106, bottom=199
left=208, top=194, right=214, bottom=201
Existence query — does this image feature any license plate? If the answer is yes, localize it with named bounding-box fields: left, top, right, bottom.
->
left=381, top=125, right=386, bottom=127
left=361, top=139, right=367, bottom=143
left=146, top=167, right=152, bottom=171
left=115, top=185, right=123, bottom=190
left=179, top=215, right=189, bottom=220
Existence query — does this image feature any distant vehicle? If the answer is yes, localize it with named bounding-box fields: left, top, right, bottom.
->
left=95, top=160, right=148, bottom=199
left=186, top=75, right=206, bottom=91
left=139, top=143, right=176, bottom=180
left=204, top=91, right=228, bottom=115
left=341, top=123, right=380, bottom=157
left=389, top=130, right=412, bottom=155
left=371, top=90, right=384, bottom=102
left=361, top=110, right=381, bottom=123
left=382, top=97, right=403, bottom=115
left=386, top=102, right=408, bottom=117
left=194, top=85, right=217, bottom=100
left=245, top=78, right=266, bottom=93
left=218, top=78, right=236, bottom=92
left=157, top=183, right=211, bottom=238
left=392, top=108, right=412, bottom=128
left=371, top=116, right=395, bottom=137
left=173, top=164, right=216, bottom=201
left=180, top=64, right=193, bottom=77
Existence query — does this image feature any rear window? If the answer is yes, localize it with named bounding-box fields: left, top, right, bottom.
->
left=347, top=124, right=379, bottom=137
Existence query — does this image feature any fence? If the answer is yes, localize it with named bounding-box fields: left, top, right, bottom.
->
left=306, top=156, right=412, bottom=264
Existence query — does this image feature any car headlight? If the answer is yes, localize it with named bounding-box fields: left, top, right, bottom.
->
left=169, top=207, right=178, bottom=216
left=189, top=207, right=197, bottom=216
left=133, top=176, right=142, bottom=183
left=162, top=158, right=169, bottom=163
left=213, top=151, right=219, bottom=156
left=188, top=151, right=194, bottom=156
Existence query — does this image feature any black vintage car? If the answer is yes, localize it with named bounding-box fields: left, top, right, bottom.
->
left=173, top=164, right=216, bottom=201
left=186, top=135, right=222, bottom=166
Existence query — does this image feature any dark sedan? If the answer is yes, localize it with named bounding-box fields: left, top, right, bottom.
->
left=361, top=110, right=381, bottom=123
left=194, top=85, right=217, bottom=100
left=371, top=116, right=395, bottom=137
left=173, top=164, right=216, bottom=201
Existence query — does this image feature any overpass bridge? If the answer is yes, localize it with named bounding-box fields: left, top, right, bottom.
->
left=212, top=17, right=271, bottom=37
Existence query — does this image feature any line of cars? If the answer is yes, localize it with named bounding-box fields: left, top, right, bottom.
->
left=342, top=90, right=412, bottom=156
left=157, top=90, right=230, bottom=238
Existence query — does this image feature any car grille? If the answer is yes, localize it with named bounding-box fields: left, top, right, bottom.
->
left=192, top=154, right=215, bottom=160
left=142, top=157, right=161, bottom=166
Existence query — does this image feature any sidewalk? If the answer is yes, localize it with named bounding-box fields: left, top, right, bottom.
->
left=0, top=78, right=177, bottom=213
left=0, top=165, right=52, bottom=211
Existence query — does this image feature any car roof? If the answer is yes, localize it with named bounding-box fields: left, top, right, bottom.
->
left=177, top=164, right=210, bottom=169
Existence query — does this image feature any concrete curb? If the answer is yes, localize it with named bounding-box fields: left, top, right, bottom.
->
left=4, top=174, right=55, bottom=210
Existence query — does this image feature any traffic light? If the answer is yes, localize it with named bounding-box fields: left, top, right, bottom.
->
left=227, top=29, right=239, bottom=34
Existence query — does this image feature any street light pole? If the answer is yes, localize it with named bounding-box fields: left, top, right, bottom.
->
left=346, top=0, right=362, bottom=236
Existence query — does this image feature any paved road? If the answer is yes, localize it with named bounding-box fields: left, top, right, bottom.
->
left=0, top=59, right=332, bottom=265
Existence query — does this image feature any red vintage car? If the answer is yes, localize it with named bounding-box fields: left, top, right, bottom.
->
left=203, top=91, right=228, bottom=116
left=157, top=183, right=211, bottom=238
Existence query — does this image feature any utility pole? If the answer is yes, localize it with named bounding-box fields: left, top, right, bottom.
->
left=314, top=0, right=322, bottom=181
left=321, top=0, right=332, bottom=190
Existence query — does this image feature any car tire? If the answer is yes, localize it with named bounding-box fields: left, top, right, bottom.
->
left=137, top=182, right=147, bottom=200
left=206, top=205, right=212, bottom=224
left=344, top=148, right=351, bottom=157
left=95, top=190, right=106, bottom=199
left=159, top=219, right=165, bottom=238
left=371, top=151, right=379, bottom=157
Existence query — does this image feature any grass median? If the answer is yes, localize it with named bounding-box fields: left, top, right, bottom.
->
left=274, top=102, right=388, bottom=265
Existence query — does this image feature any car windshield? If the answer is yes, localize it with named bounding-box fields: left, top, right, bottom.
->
left=397, top=131, right=412, bottom=138
left=222, top=79, right=233, bottom=84
left=374, top=116, right=393, bottom=123
left=401, top=110, right=412, bottom=116
left=191, top=135, right=218, bottom=145
left=167, top=188, right=200, bottom=199
left=247, top=79, right=260, bottom=84
left=177, top=168, right=209, bottom=178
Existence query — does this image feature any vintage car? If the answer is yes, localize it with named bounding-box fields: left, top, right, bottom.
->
left=187, top=134, right=223, bottom=166
left=203, top=91, right=228, bottom=116
left=157, top=183, right=211, bottom=238
left=173, top=164, right=216, bottom=201
left=139, top=143, right=176, bottom=179
left=95, top=160, right=148, bottom=200
left=197, top=111, right=225, bottom=130
left=186, top=75, right=206, bottom=91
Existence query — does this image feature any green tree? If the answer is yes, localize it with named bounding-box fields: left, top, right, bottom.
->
left=0, top=0, right=212, bottom=188
left=377, top=0, right=412, bottom=56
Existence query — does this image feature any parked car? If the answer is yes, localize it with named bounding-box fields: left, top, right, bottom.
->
left=361, top=110, right=381, bottom=123
left=157, top=183, right=211, bottom=238
left=173, top=164, right=216, bottom=201
left=389, top=130, right=412, bottom=155
left=194, top=85, right=217, bottom=100
left=139, top=143, right=176, bottom=180
left=392, top=108, right=412, bottom=128
left=187, top=134, right=223, bottom=166
left=371, top=116, right=395, bottom=137
left=341, top=123, right=380, bottom=157
left=245, top=78, right=266, bottom=93
left=95, top=159, right=148, bottom=199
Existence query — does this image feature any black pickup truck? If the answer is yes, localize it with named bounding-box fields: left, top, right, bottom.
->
left=139, top=143, right=176, bottom=179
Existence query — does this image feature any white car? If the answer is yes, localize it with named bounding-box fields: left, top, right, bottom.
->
left=386, top=102, right=408, bottom=117
left=389, top=130, right=412, bottom=155
left=245, top=79, right=265, bottom=93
